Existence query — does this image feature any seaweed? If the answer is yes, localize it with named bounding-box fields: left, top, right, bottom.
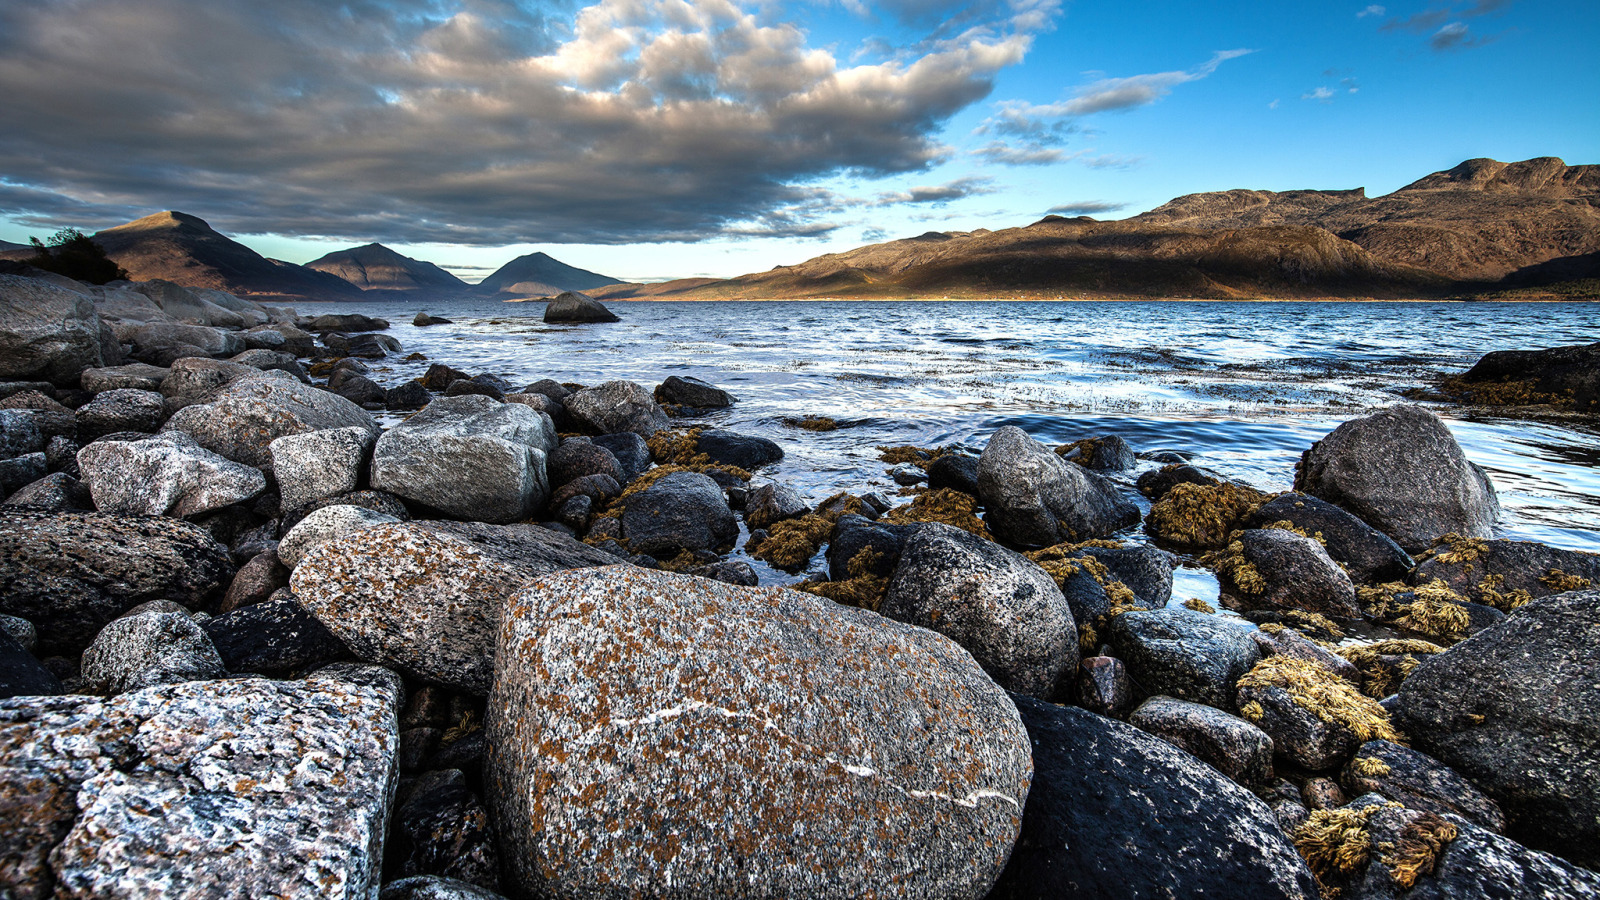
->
left=785, top=416, right=840, bottom=432
left=1146, top=481, right=1271, bottom=550
left=882, top=487, right=991, bottom=538
left=1337, top=639, right=1443, bottom=698
left=796, top=546, right=891, bottom=610
left=1358, top=580, right=1471, bottom=640
left=1294, top=805, right=1384, bottom=895
left=1184, top=597, right=1217, bottom=614
left=1382, top=812, right=1458, bottom=890
left=1349, top=756, right=1392, bottom=778
left=747, top=493, right=865, bottom=571
left=1204, top=540, right=1268, bottom=597
left=1538, top=568, right=1592, bottom=593
left=1238, top=655, right=1401, bottom=743
left=645, top=427, right=755, bottom=480
left=875, top=444, right=947, bottom=469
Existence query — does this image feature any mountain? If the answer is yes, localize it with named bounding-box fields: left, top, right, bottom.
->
left=0, top=239, right=28, bottom=253
left=593, top=157, right=1599, bottom=301
left=476, top=252, right=619, bottom=297
left=90, top=211, right=361, bottom=301
left=305, top=242, right=468, bottom=294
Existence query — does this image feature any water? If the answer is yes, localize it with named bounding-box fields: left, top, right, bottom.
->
left=304, top=298, right=1600, bottom=574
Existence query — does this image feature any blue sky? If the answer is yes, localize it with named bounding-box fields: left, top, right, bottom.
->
left=1, top=0, right=1595, bottom=282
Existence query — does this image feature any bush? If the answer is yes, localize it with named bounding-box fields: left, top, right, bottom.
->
left=27, top=228, right=127, bottom=284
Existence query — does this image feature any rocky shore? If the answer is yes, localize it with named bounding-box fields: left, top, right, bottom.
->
left=1, top=271, right=1597, bottom=899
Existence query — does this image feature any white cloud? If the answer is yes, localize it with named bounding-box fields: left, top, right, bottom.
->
left=1302, top=86, right=1336, bottom=102
left=1357, top=5, right=1386, bottom=17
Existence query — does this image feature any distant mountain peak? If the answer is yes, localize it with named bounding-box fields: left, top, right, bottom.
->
left=110, top=210, right=215, bottom=233
left=476, top=252, right=618, bottom=296
left=307, top=242, right=465, bottom=293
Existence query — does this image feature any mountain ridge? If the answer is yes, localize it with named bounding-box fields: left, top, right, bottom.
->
left=305, top=242, right=467, bottom=294
left=475, top=252, right=619, bottom=297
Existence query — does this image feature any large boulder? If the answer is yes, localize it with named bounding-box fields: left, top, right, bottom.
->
left=0, top=667, right=400, bottom=898
left=79, top=610, right=226, bottom=695
left=163, top=370, right=379, bottom=470
left=1453, top=340, right=1600, bottom=412
left=1395, top=589, right=1600, bottom=869
left=270, top=426, right=376, bottom=512
left=616, top=471, right=738, bottom=556
left=0, top=275, right=107, bottom=384
left=881, top=523, right=1077, bottom=699
left=203, top=596, right=353, bottom=677
left=486, top=567, right=1033, bottom=900
left=1294, top=405, right=1499, bottom=554
left=81, top=362, right=170, bottom=393
left=128, top=321, right=244, bottom=360
left=1108, top=608, right=1260, bottom=712
left=0, top=509, right=235, bottom=653
left=977, top=426, right=1138, bottom=546
left=1340, top=739, right=1505, bottom=832
left=278, top=505, right=402, bottom=569
left=541, top=290, right=619, bottom=323
left=654, top=374, right=732, bottom=407
left=988, top=696, right=1317, bottom=900
left=77, top=432, right=266, bottom=517
left=692, top=428, right=783, bottom=469
left=371, top=396, right=554, bottom=524
left=1247, top=492, right=1413, bottom=584
left=1218, top=528, right=1361, bottom=618
left=1409, top=537, right=1600, bottom=608
left=291, top=521, right=617, bottom=694
left=158, top=356, right=259, bottom=408
left=128, top=279, right=248, bottom=328
left=564, top=380, right=670, bottom=437
left=74, top=387, right=166, bottom=439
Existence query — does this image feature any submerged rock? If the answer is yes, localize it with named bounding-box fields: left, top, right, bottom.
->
left=977, top=426, right=1139, bottom=546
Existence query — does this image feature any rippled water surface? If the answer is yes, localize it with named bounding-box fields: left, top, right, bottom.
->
left=309, top=298, right=1600, bottom=563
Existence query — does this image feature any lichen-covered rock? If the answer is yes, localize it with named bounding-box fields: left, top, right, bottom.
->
left=617, top=471, right=738, bottom=556
left=1341, top=739, right=1505, bottom=832
left=563, top=380, right=669, bottom=437
left=486, top=566, right=1032, bottom=900
left=1108, top=608, right=1260, bottom=712
left=1409, top=536, right=1600, bottom=608
left=163, top=371, right=379, bottom=469
left=0, top=667, right=401, bottom=899
left=278, top=504, right=403, bottom=569
left=75, top=387, right=166, bottom=439
left=988, top=697, right=1317, bottom=900
left=0, top=275, right=108, bottom=384
left=654, top=374, right=732, bottom=408
left=1130, top=695, right=1275, bottom=786
left=157, top=356, right=259, bottom=407
left=77, top=431, right=266, bottom=517
left=371, top=395, right=553, bottom=524
left=204, top=596, right=352, bottom=677
left=1294, top=405, right=1499, bottom=554
left=1395, top=589, right=1600, bottom=869
left=1219, top=528, right=1361, bottom=618
left=292, top=521, right=617, bottom=694
left=541, top=290, right=618, bottom=324
left=80, top=610, right=226, bottom=695
left=882, top=523, right=1077, bottom=699
left=1247, top=492, right=1413, bottom=584
left=977, top=425, right=1138, bottom=547
left=270, top=426, right=377, bottom=512
left=0, top=509, right=234, bottom=653
left=81, top=362, right=171, bottom=393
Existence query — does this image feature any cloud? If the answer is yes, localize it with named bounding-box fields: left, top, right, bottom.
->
left=1268, top=98, right=1280, bottom=109
left=1357, top=4, right=1386, bottom=16
left=876, top=175, right=997, bottom=205
left=1046, top=200, right=1126, bottom=216
left=0, top=0, right=1057, bottom=245
left=1377, top=1, right=1510, bottom=50
left=1080, top=153, right=1142, bottom=169
left=971, top=141, right=1065, bottom=165
left=1302, top=86, right=1337, bottom=102
left=1048, top=48, right=1255, bottom=116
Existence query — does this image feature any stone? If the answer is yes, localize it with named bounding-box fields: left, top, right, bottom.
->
left=413, top=312, right=453, bottom=327
left=691, top=428, right=784, bottom=470
left=0, top=409, right=45, bottom=459
left=653, top=374, right=733, bottom=407
left=1130, top=695, right=1275, bottom=785
left=371, top=396, right=554, bottom=524
left=1410, top=536, right=1600, bottom=608
left=1395, top=589, right=1600, bottom=868
left=129, top=320, right=244, bottom=358
left=1108, top=607, right=1260, bottom=712
left=0, top=615, right=37, bottom=654
left=548, top=472, right=619, bottom=509
left=308, top=313, right=390, bottom=333
left=80, top=611, right=226, bottom=695
left=387, top=768, right=500, bottom=889
left=591, top=431, right=651, bottom=480
left=1247, top=492, right=1414, bottom=584
left=1075, top=655, right=1133, bottom=717
left=1253, top=623, right=1361, bottom=682
left=618, top=471, right=738, bottom=556
left=283, top=489, right=411, bottom=532
left=1341, top=738, right=1505, bottom=832
left=163, top=371, right=379, bottom=469
left=278, top=505, right=403, bottom=569
left=744, top=482, right=809, bottom=530
left=1295, top=405, right=1499, bottom=554
left=1236, top=656, right=1388, bottom=772
left=564, top=380, right=669, bottom=437
left=1223, top=528, right=1361, bottom=618
left=420, top=363, right=469, bottom=392
left=0, top=668, right=401, bottom=899
left=1301, top=776, right=1346, bottom=810
left=75, top=387, right=165, bottom=439
left=1136, top=462, right=1223, bottom=500
left=270, top=425, right=376, bottom=512
left=77, top=431, right=266, bottom=517
left=444, top=378, right=503, bottom=401
left=129, top=279, right=250, bottom=328
left=486, top=566, right=1032, bottom=900
left=0, top=453, right=46, bottom=496
left=0, top=274, right=108, bottom=384
left=328, top=371, right=386, bottom=406
left=1455, top=340, right=1600, bottom=412
left=977, top=425, right=1139, bottom=546
left=81, top=362, right=170, bottom=393
left=0, top=628, right=60, bottom=699
left=988, top=696, right=1317, bottom=900
left=242, top=327, right=287, bottom=350
left=890, top=463, right=925, bottom=485
left=157, top=356, right=260, bottom=408
left=218, top=549, right=289, bottom=613
left=386, top=380, right=433, bottom=410
left=882, top=523, right=1077, bottom=699
left=685, top=559, right=761, bottom=586
left=545, top=437, right=622, bottom=487
left=1078, top=544, right=1174, bottom=607
left=0, top=508, right=234, bottom=654
left=230, top=348, right=310, bottom=382
left=380, top=877, right=507, bottom=900
left=541, top=290, right=618, bottom=323
left=324, top=332, right=403, bottom=358
left=1057, top=434, right=1136, bottom=471
left=0, top=472, right=90, bottom=511
left=45, top=434, right=80, bottom=476
left=204, top=596, right=352, bottom=677
left=291, top=521, right=617, bottom=694
left=927, top=453, right=980, bottom=495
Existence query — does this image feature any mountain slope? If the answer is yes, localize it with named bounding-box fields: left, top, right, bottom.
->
left=476, top=252, right=619, bottom=297
left=306, top=242, right=467, bottom=293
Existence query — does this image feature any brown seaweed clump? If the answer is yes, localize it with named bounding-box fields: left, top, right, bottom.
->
left=785, top=416, right=840, bottom=432
left=1146, top=481, right=1272, bottom=550
left=746, top=493, right=866, bottom=571
left=1337, top=639, right=1444, bottom=698
left=1538, top=568, right=1594, bottom=593
left=1348, top=756, right=1392, bottom=778
left=882, top=488, right=990, bottom=538
left=1183, top=597, right=1217, bottom=614
left=795, top=546, right=891, bottom=611
left=1437, top=375, right=1573, bottom=409
left=1024, top=546, right=1141, bottom=654
left=1204, top=540, right=1269, bottom=598
left=1382, top=812, right=1459, bottom=890
left=1294, top=805, right=1384, bottom=894
left=642, top=427, right=754, bottom=480
left=1357, top=580, right=1471, bottom=641
left=1237, top=656, right=1401, bottom=744
left=875, top=444, right=947, bottom=469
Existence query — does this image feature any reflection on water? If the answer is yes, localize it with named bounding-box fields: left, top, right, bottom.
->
left=318, top=298, right=1600, bottom=556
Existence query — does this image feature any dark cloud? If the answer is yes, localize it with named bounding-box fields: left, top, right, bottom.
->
left=0, top=0, right=1053, bottom=245
left=1046, top=200, right=1126, bottom=216
left=876, top=175, right=997, bottom=205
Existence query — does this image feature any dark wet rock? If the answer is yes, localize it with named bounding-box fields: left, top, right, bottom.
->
left=618, top=471, right=737, bottom=556
left=1252, top=624, right=1360, bottom=682
left=545, top=437, right=622, bottom=488
left=371, top=395, right=554, bottom=524
left=989, top=696, right=1317, bottom=900
left=324, top=331, right=403, bottom=359
left=331, top=370, right=387, bottom=405
left=279, top=504, right=404, bottom=569
left=1395, top=589, right=1600, bottom=868
left=591, top=431, right=650, bottom=481
left=381, top=876, right=507, bottom=900
left=743, top=482, right=809, bottom=531
left=518, top=378, right=572, bottom=402
left=882, top=523, right=1076, bottom=699
left=204, top=596, right=353, bottom=677
left=654, top=374, right=733, bottom=408
left=270, top=425, right=376, bottom=513
left=978, top=425, right=1139, bottom=547
left=0, top=389, right=70, bottom=415
left=1, top=472, right=93, bottom=511
left=77, top=431, right=266, bottom=517
left=889, top=463, right=925, bottom=485
left=0, top=275, right=110, bottom=384
left=0, top=382, right=58, bottom=402
left=387, top=768, right=500, bottom=889
left=1410, top=536, right=1600, bottom=608
left=486, top=566, right=1031, bottom=900
left=45, top=434, right=80, bottom=476
left=291, top=521, right=617, bottom=694
left=927, top=452, right=980, bottom=495
left=1058, top=434, right=1136, bottom=471
left=564, top=380, right=669, bottom=437
left=231, top=348, right=310, bottom=382
left=1075, top=655, right=1133, bottom=717
left=1222, top=528, right=1361, bottom=618
left=549, top=473, right=619, bottom=510
left=163, top=370, right=379, bottom=469
left=80, top=610, right=226, bottom=695
left=1130, top=695, right=1275, bottom=786
left=157, top=356, right=259, bottom=409
left=1236, top=658, right=1385, bottom=772
left=1136, top=462, right=1222, bottom=500
left=0, top=409, right=45, bottom=459
left=264, top=323, right=318, bottom=357
left=825, top=515, right=916, bottom=581
left=1247, top=492, right=1414, bottom=584
left=685, top=559, right=760, bottom=586
left=413, top=312, right=453, bottom=327
left=421, top=363, right=470, bottom=392
left=1341, top=739, right=1505, bottom=832
left=1454, top=340, right=1600, bottom=412
left=309, top=312, right=390, bottom=333
left=1079, top=545, right=1174, bottom=607
left=539, top=290, right=617, bottom=324
left=81, top=362, right=170, bottom=393
left=1301, top=777, right=1346, bottom=810
left=74, top=387, right=165, bottom=439
left=1108, top=607, right=1260, bottom=712
left=444, top=378, right=504, bottom=400
left=0, top=628, right=60, bottom=699
left=0, top=453, right=46, bottom=496
left=218, top=548, right=289, bottom=613
left=693, top=428, right=783, bottom=469
left=554, top=494, right=590, bottom=530
left=386, top=380, right=433, bottom=410
left=1295, top=405, right=1499, bottom=554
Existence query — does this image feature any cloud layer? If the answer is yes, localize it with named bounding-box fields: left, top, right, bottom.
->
left=0, top=0, right=1055, bottom=244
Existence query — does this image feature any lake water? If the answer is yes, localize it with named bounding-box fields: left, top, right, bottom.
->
left=302, top=297, right=1600, bottom=589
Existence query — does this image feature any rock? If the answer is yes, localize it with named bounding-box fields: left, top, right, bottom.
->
left=371, top=396, right=554, bottom=524
left=1130, top=695, right=1275, bottom=785
left=1252, top=623, right=1361, bottom=682
left=988, top=696, right=1317, bottom=900
left=1454, top=340, right=1600, bottom=412
left=204, top=596, right=352, bottom=677
left=825, top=515, right=916, bottom=580
left=1295, top=405, right=1499, bottom=554
left=242, top=327, right=287, bottom=350
left=617, top=471, right=737, bottom=556
left=926, top=453, right=980, bottom=495
left=413, top=312, right=453, bottom=327
left=541, top=290, right=618, bottom=323
left=79, top=610, right=226, bottom=694
left=387, top=768, right=500, bottom=889
left=692, top=428, right=783, bottom=469
left=421, top=363, right=469, bottom=392
left=0, top=453, right=46, bottom=495
left=380, top=876, right=507, bottom=900
left=45, top=434, right=80, bottom=476
left=163, top=371, right=379, bottom=470
left=564, top=380, right=669, bottom=437
left=591, top=431, right=650, bottom=480
left=218, top=549, right=289, bottom=613
left=0, top=409, right=45, bottom=459
left=231, top=348, right=310, bottom=382
left=882, top=523, right=1077, bottom=699
left=685, top=559, right=761, bottom=586
left=291, top=521, right=617, bottom=694
left=386, top=380, right=433, bottom=410
left=486, top=566, right=1032, bottom=900
left=1078, top=545, right=1174, bottom=607
left=279, top=504, right=404, bottom=569
left=548, top=473, right=619, bottom=510
left=264, top=323, right=318, bottom=356
left=544, top=437, right=622, bottom=487
left=1108, top=608, right=1260, bottom=712
left=503, top=392, right=566, bottom=428
left=444, top=378, right=504, bottom=401
left=1237, top=655, right=1395, bottom=771
left=518, top=379, right=572, bottom=401
left=1219, top=528, right=1361, bottom=618
left=128, top=279, right=249, bottom=328
left=1057, top=434, right=1136, bottom=471
left=744, top=482, right=809, bottom=531
left=1075, top=655, right=1133, bottom=716
left=129, top=320, right=244, bottom=359
left=0, top=389, right=70, bottom=416
left=0, top=627, right=60, bottom=699
left=1341, top=739, right=1505, bottom=831
left=653, top=374, right=733, bottom=407
left=325, top=332, right=403, bottom=359
left=1301, top=776, right=1346, bottom=810
left=1, top=472, right=94, bottom=511
left=1247, top=492, right=1414, bottom=584
left=977, top=425, right=1139, bottom=546
left=157, top=356, right=259, bottom=408
left=77, top=431, right=266, bottom=517
left=270, top=426, right=376, bottom=512
left=1395, top=589, right=1600, bottom=868
left=81, top=362, right=170, bottom=393
left=1410, top=536, right=1600, bottom=608
left=75, top=387, right=165, bottom=439
left=329, top=371, right=386, bottom=406
left=309, top=313, right=390, bottom=333
left=0, top=275, right=108, bottom=384
left=0, top=508, right=234, bottom=653
left=889, top=463, right=925, bottom=485
left=1136, top=462, right=1223, bottom=500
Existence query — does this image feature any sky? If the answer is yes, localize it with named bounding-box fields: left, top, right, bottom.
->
left=1, top=0, right=1596, bottom=283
